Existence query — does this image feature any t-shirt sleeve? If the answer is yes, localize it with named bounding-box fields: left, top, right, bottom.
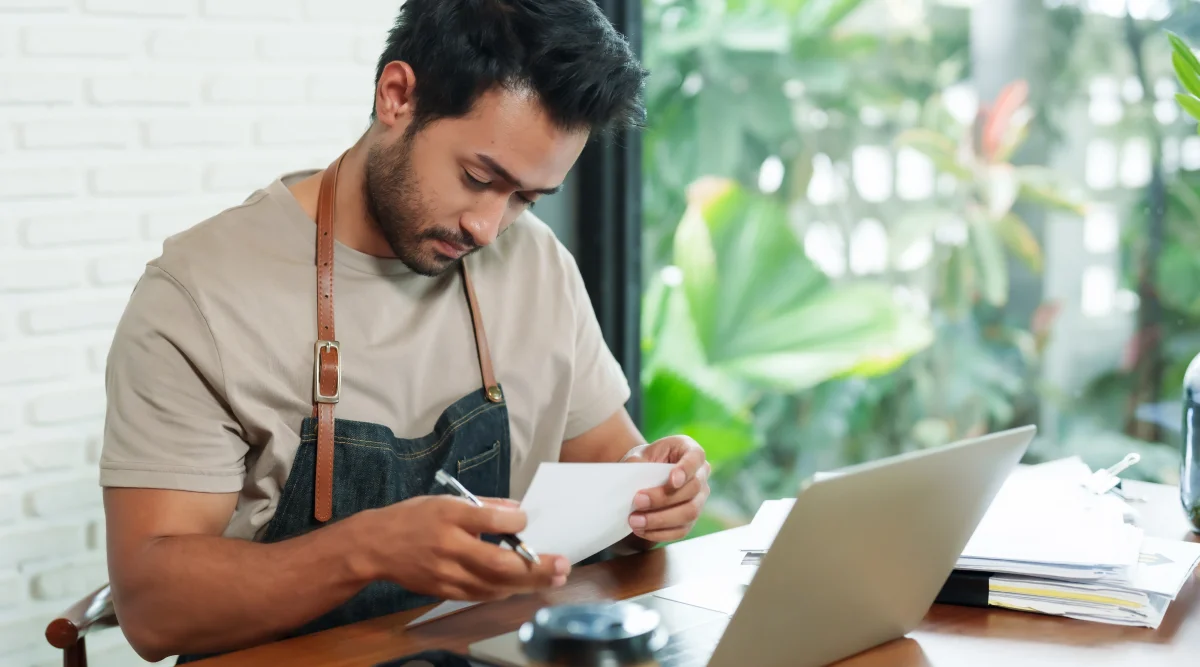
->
left=99, top=265, right=247, bottom=493
left=562, top=251, right=632, bottom=441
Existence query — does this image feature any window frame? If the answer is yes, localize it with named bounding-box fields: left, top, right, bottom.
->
left=573, top=0, right=645, bottom=427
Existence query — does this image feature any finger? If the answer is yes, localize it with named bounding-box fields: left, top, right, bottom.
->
left=433, top=560, right=515, bottom=602
left=633, top=526, right=693, bottom=543
left=629, top=491, right=705, bottom=534
left=668, top=442, right=707, bottom=489
left=453, top=502, right=528, bottom=535
left=633, top=475, right=704, bottom=512
left=479, top=496, right=520, bottom=509
left=621, top=444, right=649, bottom=463
left=455, top=537, right=569, bottom=589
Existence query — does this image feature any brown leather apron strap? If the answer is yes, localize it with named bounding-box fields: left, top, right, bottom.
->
left=461, top=263, right=503, bottom=404
left=312, top=153, right=345, bottom=523
left=307, top=150, right=499, bottom=522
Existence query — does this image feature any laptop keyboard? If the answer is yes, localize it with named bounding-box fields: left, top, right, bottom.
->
left=655, top=617, right=730, bottom=667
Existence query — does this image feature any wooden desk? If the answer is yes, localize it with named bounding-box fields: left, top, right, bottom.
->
left=203, top=480, right=1199, bottom=666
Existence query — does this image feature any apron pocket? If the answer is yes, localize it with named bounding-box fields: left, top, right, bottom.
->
left=456, top=440, right=502, bottom=498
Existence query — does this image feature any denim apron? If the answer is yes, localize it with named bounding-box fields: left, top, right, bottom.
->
left=176, top=152, right=510, bottom=663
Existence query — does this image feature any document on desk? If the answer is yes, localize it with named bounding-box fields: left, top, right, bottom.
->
left=956, top=463, right=1144, bottom=580
left=972, top=537, right=1200, bottom=629
left=407, top=462, right=674, bottom=628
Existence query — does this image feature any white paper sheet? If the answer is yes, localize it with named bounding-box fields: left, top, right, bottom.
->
left=407, top=599, right=479, bottom=626
left=517, top=462, right=674, bottom=564
left=959, top=462, right=1145, bottom=578
left=1113, top=536, right=1200, bottom=598
left=407, top=461, right=674, bottom=628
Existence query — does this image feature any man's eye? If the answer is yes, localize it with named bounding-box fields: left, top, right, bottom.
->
left=464, top=171, right=490, bottom=188
left=517, top=194, right=536, bottom=208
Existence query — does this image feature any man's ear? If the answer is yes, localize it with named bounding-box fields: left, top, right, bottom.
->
left=375, top=60, right=418, bottom=128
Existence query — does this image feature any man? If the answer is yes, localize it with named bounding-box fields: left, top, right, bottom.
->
left=99, top=0, right=710, bottom=662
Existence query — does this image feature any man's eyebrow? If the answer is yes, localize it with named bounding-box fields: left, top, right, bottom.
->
left=476, top=153, right=562, bottom=195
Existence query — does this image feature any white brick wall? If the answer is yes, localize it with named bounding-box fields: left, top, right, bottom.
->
left=0, top=2, right=398, bottom=665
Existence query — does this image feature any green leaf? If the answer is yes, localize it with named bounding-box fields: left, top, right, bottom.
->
left=1174, top=52, right=1200, bottom=100
left=984, top=164, right=1020, bottom=219
left=893, top=129, right=970, bottom=179
left=838, top=308, right=936, bottom=378
left=889, top=208, right=957, bottom=268
left=723, top=350, right=880, bottom=392
left=795, top=0, right=867, bottom=35
left=723, top=283, right=896, bottom=359
left=818, top=0, right=867, bottom=29
left=1177, top=93, right=1200, bottom=123
left=644, top=284, right=750, bottom=411
left=660, top=180, right=931, bottom=395
left=942, top=246, right=969, bottom=315
left=1155, top=243, right=1200, bottom=318
left=968, top=210, right=1008, bottom=307
left=640, top=270, right=668, bottom=354
left=764, top=0, right=809, bottom=13
left=715, top=284, right=931, bottom=392
left=996, top=212, right=1043, bottom=274
left=1167, top=31, right=1200, bottom=80
left=709, top=199, right=828, bottom=360
left=1016, top=166, right=1086, bottom=215
left=641, top=369, right=758, bottom=470
left=674, top=194, right=721, bottom=355
left=1166, top=173, right=1200, bottom=228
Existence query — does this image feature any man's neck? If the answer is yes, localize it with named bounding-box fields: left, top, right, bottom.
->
left=287, top=140, right=396, bottom=259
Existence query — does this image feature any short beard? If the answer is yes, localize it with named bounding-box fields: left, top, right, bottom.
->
left=362, top=127, right=476, bottom=277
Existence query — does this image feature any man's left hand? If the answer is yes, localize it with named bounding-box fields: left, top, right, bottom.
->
left=622, top=436, right=710, bottom=543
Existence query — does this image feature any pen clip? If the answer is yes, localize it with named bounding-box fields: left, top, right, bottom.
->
left=1103, top=452, right=1140, bottom=477
left=1083, top=452, right=1141, bottom=495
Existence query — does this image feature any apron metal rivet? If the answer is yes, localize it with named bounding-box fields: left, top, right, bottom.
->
left=487, top=386, right=503, bottom=402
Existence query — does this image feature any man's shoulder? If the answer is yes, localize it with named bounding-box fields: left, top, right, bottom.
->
left=148, top=176, right=309, bottom=291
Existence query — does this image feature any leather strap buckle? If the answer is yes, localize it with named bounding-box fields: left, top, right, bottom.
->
left=313, top=340, right=341, bottom=404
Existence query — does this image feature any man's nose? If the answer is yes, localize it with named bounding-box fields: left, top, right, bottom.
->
left=461, top=195, right=508, bottom=247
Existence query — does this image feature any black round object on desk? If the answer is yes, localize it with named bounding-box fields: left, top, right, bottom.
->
left=517, top=601, right=668, bottom=666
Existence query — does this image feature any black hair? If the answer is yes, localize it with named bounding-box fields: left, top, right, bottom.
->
left=373, top=0, right=647, bottom=137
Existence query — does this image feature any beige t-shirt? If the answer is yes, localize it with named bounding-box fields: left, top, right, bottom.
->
left=99, top=170, right=631, bottom=541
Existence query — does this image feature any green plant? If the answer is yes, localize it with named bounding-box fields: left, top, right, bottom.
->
left=641, top=177, right=932, bottom=525
left=1169, top=30, right=1200, bottom=126
left=1059, top=169, right=1200, bottom=484
left=642, top=0, right=879, bottom=270
left=894, top=80, right=1086, bottom=314
left=853, top=80, right=1086, bottom=450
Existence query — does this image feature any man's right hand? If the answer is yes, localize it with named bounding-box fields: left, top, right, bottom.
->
left=352, top=495, right=569, bottom=602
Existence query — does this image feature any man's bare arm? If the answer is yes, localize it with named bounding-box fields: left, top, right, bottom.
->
left=104, top=488, right=376, bottom=662
left=559, top=407, right=646, bottom=464
left=105, top=486, right=568, bottom=662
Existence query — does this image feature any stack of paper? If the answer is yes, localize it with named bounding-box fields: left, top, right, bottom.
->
left=956, top=462, right=1145, bottom=582
left=983, top=536, right=1200, bottom=627
left=739, top=457, right=1200, bottom=629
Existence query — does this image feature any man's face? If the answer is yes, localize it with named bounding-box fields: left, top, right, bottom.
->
left=364, top=87, right=589, bottom=276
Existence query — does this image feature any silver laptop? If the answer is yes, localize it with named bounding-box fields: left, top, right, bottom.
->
left=468, top=425, right=1036, bottom=667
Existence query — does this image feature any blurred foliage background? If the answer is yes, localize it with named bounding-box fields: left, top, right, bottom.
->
left=638, top=0, right=1200, bottom=535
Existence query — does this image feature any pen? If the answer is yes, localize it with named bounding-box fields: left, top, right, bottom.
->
left=434, top=469, right=541, bottom=565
